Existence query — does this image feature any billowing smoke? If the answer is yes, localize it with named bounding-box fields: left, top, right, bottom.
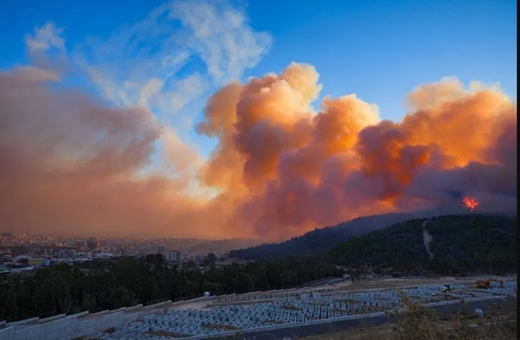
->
left=0, top=66, right=223, bottom=238
left=199, top=63, right=517, bottom=238
left=1, top=63, right=517, bottom=239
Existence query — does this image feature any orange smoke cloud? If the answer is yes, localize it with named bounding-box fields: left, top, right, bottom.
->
left=200, top=63, right=517, bottom=238
left=0, top=66, right=224, bottom=238
left=1, top=63, right=517, bottom=239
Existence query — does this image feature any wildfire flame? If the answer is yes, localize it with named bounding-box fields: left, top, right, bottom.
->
left=462, top=197, right=479, bottom=212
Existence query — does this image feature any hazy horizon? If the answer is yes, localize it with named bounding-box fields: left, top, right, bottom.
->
left=0, top=0, right=517, bottom=240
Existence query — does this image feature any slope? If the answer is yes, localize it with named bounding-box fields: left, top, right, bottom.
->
left=229, top=206, right=466, bottom=261
left=328, top=214, right=517, bottom=275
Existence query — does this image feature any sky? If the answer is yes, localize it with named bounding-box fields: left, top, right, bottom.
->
left=0, top=0, right=517, bottom=239
left=1, top=0, right=516, bottom=156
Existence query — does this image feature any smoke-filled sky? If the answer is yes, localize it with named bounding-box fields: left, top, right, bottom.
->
left=0, top=0, right=517, bottom=239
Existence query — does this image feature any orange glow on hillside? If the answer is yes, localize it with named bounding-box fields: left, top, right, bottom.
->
left=462, top=197, right=479, bottom=212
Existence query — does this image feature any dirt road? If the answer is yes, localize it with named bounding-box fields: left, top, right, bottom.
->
left=422, top=220, right=434, bottom=260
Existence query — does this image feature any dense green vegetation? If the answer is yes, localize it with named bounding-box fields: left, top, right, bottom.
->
left=233, top=213, right=517, bottom=276
left=327, top=218, right=429, bottom=274
left=0, top=256, right=341, bottom=322
left=427, top=215, right=517, bottom=275
left=230, top=208, right=461, bottom=261
left=325, top=214, right=517, bottom=276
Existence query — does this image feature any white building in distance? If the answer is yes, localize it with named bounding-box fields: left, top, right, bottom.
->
left=167, top=250, right=182, bottom=262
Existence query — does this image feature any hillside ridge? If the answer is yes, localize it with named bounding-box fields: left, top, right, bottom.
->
left=326, top=214, right=517, bottom=275
left=230, top=206, right=468, bottom=261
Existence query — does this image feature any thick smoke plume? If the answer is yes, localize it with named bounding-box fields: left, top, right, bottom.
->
left=1, top=63, right=517, bottom=239
left=199, top=63, right=517, bottom=238
left=0, top=67, right=221, bottom=238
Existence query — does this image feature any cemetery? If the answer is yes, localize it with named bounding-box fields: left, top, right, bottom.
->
left=83, top=280, right=516, bottom=340
left=0, top=280, right=516, bottom=340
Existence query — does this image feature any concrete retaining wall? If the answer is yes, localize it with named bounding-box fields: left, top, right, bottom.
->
left=0, top=328, right=13, bottom=340
left=212, top=289, right=334, bottom=305
left=122, top=312, right=143, bottom=324
left=0, top=300, right=175, bottom=340
left=189, top=312, right=392, bottom=340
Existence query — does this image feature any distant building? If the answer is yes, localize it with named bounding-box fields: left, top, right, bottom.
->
left=74, top=252, right=88, bottom=259
left=56, top=249, right=75, bottom=259
left=167, top=250, right=182, bottom=262
left=158, top=246, right=165, bottom=254
left=75, top=241, right=86, bottom=248
left=15, top=255, right=29, bottom=264
left=87, top=237, right=99, bottom=250
left=1, top=252, right=13, bottom=263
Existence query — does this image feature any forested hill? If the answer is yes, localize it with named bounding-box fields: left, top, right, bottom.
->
left=327, top=214, right=517, bottom=275
left=229, top=206, right=466, bottom=261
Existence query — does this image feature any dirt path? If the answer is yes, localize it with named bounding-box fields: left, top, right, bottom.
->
left=422, top=220, right=434, bottom=260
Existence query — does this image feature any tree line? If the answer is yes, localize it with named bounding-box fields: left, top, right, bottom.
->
left=0, top=255, right=341, bottom=322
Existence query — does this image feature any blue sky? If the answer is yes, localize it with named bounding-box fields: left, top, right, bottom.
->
left=246, top=0, right=517, bottom=116
left=1, top=0, right=517, bottom=160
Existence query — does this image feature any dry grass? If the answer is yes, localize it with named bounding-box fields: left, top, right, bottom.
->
left=298, top=297, right=517, bottom=340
